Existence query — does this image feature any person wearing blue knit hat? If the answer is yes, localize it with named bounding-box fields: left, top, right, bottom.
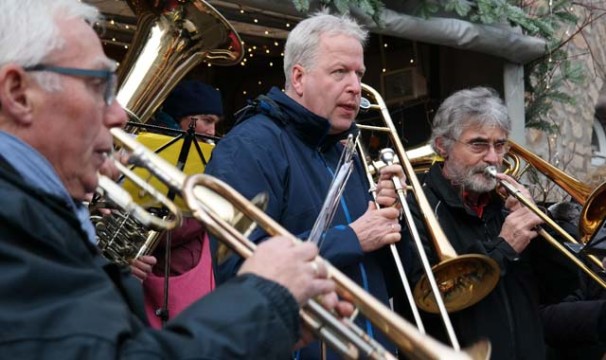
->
left=152, top=79, right=223, bottom=137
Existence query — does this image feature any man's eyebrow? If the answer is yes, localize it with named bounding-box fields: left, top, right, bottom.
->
left=466, top=136, right=507, bottom=143
left=465, top=137, right=489, bottom=143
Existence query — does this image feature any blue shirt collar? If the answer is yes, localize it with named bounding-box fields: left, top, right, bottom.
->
left=0, top=131, right=97, bottom=244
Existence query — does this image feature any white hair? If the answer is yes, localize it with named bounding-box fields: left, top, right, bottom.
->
left=430, top=87, right=511, bottom=154
left=0, top=0, right=100, bottom=90
left=283, top=10, right=367, bottom=90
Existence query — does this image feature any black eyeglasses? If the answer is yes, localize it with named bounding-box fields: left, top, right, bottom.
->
left=449, top=137, right=510, bottom=155
left=24, top=64, right=117, bottom=106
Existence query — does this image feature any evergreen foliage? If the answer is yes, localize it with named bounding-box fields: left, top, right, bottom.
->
left=289, top=0, right=588, bottom=134
left=291, top=0, right=385, bottom=22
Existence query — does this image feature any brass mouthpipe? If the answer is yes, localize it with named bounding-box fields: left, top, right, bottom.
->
left=484, top=166, right=606, bottom=289
left=96, top=159, right=182, bottom=232
left=485, top=166, right=606, bottom=289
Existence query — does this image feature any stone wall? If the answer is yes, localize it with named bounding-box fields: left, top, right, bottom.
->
left=524, top=8, right=606, bottom=202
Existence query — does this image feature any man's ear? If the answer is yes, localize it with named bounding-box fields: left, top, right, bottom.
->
left=0, top=65, right=35, bottom=125
left=434, top=137, right=448, bottom=159
left=290, top=64, right=305, bottom=96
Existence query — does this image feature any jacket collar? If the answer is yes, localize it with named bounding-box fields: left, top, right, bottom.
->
left=266, top=87, right=359, bottom=151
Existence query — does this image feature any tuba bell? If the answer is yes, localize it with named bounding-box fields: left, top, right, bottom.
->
left=117, top=0, right=243, bottom=124
left=93, top=0, right=243, bottom=266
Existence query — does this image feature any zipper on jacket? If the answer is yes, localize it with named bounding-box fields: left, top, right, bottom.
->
left=497, top=285, right=517, bottom=358
left=321, top=150, right=375, bottom=340
left=483, top=219, right=517, bottom=357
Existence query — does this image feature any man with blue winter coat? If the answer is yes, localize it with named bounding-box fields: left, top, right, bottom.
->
left=206, top=11, right=406, bottom=359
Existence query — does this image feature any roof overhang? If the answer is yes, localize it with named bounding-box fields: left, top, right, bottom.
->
left=215, top=0, right=547, bottom=64
left=87, top=0, right=548, bottom=64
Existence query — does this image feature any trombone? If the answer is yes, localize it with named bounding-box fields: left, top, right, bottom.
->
left=356, top=142, right=426, bottom=335
left=356, top=84, right=500, bottom=350
left=110, top=126, right=492, bottom=360
left=496, top=141, right=606, bottom=288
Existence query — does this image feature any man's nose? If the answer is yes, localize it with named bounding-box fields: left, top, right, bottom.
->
left=346, top=72, right=361, bottom=95
left=105, top=100, right=128, bottom=129
left=483, top=145, right=500, bottom=164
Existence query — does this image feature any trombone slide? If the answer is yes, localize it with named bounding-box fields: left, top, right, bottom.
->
left=112, top=127, right=491, bottom=360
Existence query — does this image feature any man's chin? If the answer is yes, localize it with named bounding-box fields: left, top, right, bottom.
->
left=78, top=174, right=101, bottom=203
left=449, top=167, right=497, bottom=193
left=466, top=175, right=497, bottom=193
left=328, top=119, right=354, bottom=134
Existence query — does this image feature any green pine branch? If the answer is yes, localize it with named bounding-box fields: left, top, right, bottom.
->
left=291, top=0, right=385, bottom=22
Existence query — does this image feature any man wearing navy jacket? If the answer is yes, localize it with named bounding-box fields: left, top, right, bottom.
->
left=206, top=11, right=406, bottom=359
left=0, top=1, right=346, bottom=358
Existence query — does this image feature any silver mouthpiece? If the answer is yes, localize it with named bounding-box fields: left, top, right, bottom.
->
left=484, top=166, right=498, bottom=178
left=379, top=148, right=396, bottom=165
left=359, top=97, right=371, bottom=111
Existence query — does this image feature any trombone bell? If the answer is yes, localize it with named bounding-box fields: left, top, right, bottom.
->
left=580, top=180, right=606, bottom=245
left=414, top=255, right=499, bottom=313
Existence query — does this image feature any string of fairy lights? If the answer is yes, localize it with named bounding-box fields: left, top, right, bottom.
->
left=92, top=1, right=419, bottom=99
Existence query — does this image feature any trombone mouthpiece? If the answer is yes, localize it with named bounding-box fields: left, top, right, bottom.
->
left=359, top=97, right=371, bottom=111
left=484, top=166, right=498, bottom=178
left=379, top=148, right=396, bottom=165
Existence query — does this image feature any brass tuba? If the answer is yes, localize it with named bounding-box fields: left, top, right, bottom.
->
left=117, top=0, right=243, bottom=123
left=93, top=0, right=243, bottom=265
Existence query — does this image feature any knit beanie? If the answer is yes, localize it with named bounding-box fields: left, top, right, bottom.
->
left=162, top=80, right=223, bottom=120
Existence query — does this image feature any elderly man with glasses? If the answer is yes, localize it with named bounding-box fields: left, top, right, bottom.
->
left=0, top=1, right=349, bottom=359
left=399, top=87, right=547, bottom=360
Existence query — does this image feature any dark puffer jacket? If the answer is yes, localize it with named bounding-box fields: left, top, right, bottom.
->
left=401, top=163, right=545, bottom=360
left=0, top=155, right=300, bottom=360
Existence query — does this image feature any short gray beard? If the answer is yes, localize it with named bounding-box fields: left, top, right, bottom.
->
left=449, top=163, right=498, bottom=193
